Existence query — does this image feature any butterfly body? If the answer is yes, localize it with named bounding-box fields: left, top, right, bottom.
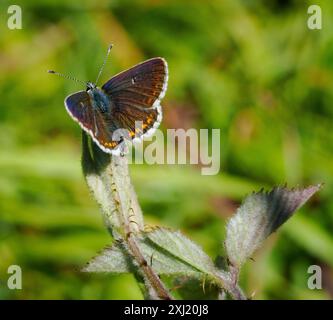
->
left=87, top=86, right=111, bottom=114
left=63, top=57, right=168, bottom=155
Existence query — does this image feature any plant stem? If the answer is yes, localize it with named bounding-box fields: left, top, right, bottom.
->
left=82, top=133, right=172, bottom=299
left=110, top=155, right=172, bottom=299
left=215, top=268, right=247, bottom=300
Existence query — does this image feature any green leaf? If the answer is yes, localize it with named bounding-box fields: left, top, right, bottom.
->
left=81, top=132, right=144, bottom=236
left=138, top=236, right=204, bottom=278
left=83, top=239, right=208, bottom=278
left=83, top=228, right=218, bottom=280
left=82, top=242, right=132, bottom=273
left=225, top=185, right=322, bottom=267
left=145, top=227, right=217, bottom=277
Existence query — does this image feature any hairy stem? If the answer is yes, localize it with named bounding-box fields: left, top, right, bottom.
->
left=82, top=133, right=172, bottom=300
left=109, top=155, right=172, bottom=299
left=215, top=267, right=247, bottom=300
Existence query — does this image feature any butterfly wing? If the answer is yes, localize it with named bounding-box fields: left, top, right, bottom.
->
left=103, top=57, right=168, bottom=108
left=111, top=104, right=160, bottom=142
left=65, top=91, right=122, bottom=154
left=103, top=57, right=167, bottom=139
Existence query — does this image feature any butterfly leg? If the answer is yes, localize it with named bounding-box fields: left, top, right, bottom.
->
left=119, top=140, right=128, bottom=157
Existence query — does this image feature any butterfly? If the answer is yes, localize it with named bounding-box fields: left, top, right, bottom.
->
left=49, top=45, right=168, bottom=155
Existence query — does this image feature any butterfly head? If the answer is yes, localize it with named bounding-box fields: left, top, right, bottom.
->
left=86, top=81, right=97, bottom=91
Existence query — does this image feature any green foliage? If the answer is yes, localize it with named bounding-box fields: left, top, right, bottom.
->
left=83, top=228, right=214, bottom=278
left=82, top=169, right=319, bottom=300
left=225, top=185, right=322, bottom=267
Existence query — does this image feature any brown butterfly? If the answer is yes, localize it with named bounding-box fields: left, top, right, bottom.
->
left=49, top=45, right=168, bottom=155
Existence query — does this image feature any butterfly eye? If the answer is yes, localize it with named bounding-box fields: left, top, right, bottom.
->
left=86, top=82, right=96, bottom=91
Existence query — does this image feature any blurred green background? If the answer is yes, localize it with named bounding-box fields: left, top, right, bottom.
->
left=0, top=0, right=333, bottom=299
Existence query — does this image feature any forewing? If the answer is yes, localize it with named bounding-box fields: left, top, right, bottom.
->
left=64, top=91, right=122, bottom=153
left=102, top=57, right=168, bottom=110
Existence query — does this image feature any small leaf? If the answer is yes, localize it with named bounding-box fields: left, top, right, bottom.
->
left=82, top=242, right=132, bottom=273
left=138, top=237, right=204, bottom=278
left=145, top=227, right=217, bottom=277
left=83, top=236, right=208, bottom=278
left=225, top=185, right=322, bottom=267
left=81, top=131, right=144, bottom=235
left=83, top=227, right=219, bottom=281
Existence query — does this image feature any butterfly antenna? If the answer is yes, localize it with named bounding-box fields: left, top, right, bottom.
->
left=47, top=70, right=86, bottom=86
left=95, top=43, right=113, bottom=85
